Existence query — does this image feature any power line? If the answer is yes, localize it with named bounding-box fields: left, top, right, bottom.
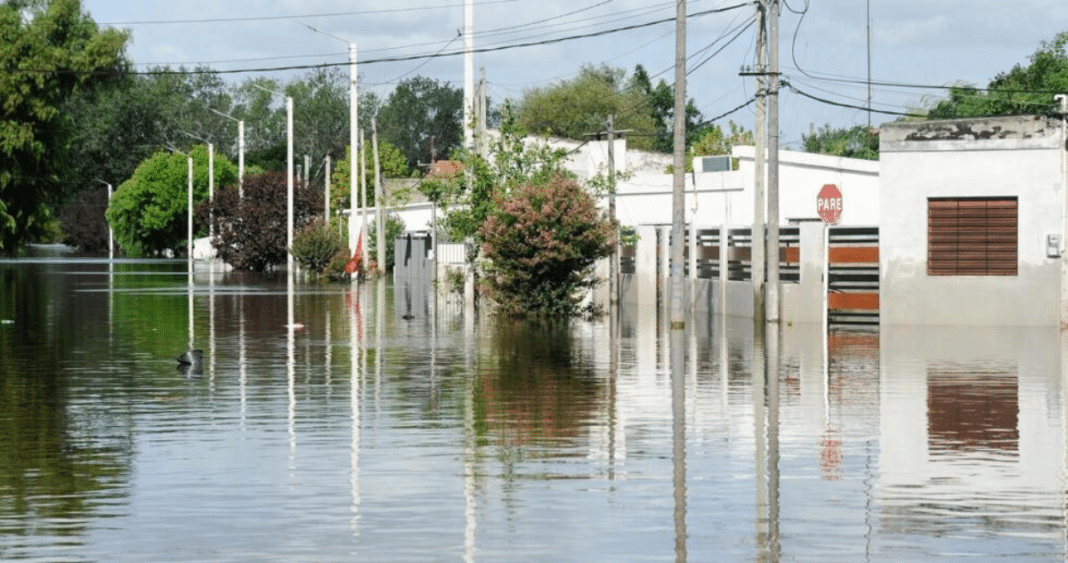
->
left=108, top=2, right=757, bottom=77
left=96, top=0, right=523, bottom=26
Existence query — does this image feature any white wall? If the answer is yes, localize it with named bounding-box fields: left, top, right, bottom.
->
left=879, top=116, right=1066, bottom=326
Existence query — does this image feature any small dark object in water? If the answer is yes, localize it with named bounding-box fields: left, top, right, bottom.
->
left=177, top=349, right=204, bottom=376
left=402, top=314, right=415, bottom=320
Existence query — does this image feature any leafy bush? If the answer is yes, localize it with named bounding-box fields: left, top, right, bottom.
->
left=479, top=175, right=614, bottom=317
left=60, top=186, right=109, bottom=253
left=292, top=219, right=345, bottom=276
left=106, top=145, right=237, bottom=257
left=367, top=213, right=406, bottom=271
left=205, top=171, right=319, bottom=271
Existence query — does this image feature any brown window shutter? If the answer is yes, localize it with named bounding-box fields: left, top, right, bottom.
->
left=927, top=197, right=1017, bottom=276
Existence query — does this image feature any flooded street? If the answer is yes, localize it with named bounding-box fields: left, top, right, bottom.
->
left=1, top=253, right=1067, bottom=562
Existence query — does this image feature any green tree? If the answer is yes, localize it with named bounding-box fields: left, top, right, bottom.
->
left=106, top=145, right=237, bottom=257
left=0, top=0, right=128, bottom=253
left=628, top=64, right=706, bottom=152
left=421, top=104, right=572, bottom=244
left=686, top=121, right=755, bottom=170
left=802, top=124, right=879, bottom=161
left=328, top=140, right=410, bottom=217
left=377, top=76, right=461, bottom=170
left=62, top=67, right=229, bottom=228
left=479, top=175, right=614, bottom=317
left=517, top=64, right=658, bottom=151
left=929, top=31, right=1068, bottom=119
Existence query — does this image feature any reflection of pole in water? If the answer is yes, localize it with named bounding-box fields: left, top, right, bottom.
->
left=209, top=259, right=216, bottom=391
left=375, top=277, right=385, bottom=420
left=287, top=272, right=296, bottom=473
left=753, top=322, right=768, bottom=557
left=767, top=324, right=781, bottom=563
left=671, top=328, right=687, bottom=563
left=239, top=294, right=247, bottom=430
left=349, top=286, right=362, bottom=541
left=188, top=265, right=194, bottom=351
left=463, top=279, right=477, bottom=563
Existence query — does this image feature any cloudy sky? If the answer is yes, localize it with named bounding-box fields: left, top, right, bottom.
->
left=81, top=0, right=1068, bottom=149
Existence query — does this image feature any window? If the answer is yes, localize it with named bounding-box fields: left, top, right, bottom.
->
left=928, top=197, right=1017, bottom=276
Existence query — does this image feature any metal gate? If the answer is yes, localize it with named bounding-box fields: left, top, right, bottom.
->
left=827, top=226, right=879, bottom=326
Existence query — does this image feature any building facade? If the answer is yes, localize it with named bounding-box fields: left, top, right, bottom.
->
left=879, top=115, right=1068, bottom=326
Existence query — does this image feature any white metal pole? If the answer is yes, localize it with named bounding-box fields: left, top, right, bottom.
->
left=360, top=129, right=369, bottom=271
left=208, top=142, right=214, bottom=246
left=107, top=182, right=114, bottom=261
left=187, top=156, right=193, bottom=266
left=463, top=0, right=474, bottom=149
left=238, top=120, right=244, bottom=198
left=287, top=96, right=294, bottom=273
left=350, top=43, right=359, bottom=255
left=325, top=155, right=331, bottom=221
left=372, top=119, right=384, bottom=275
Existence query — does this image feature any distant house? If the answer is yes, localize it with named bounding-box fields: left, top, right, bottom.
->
left=879, top=115, right=1068, bottom=326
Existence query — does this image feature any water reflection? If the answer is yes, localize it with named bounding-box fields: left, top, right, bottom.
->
left=2, top=253, right=1068, bottom=561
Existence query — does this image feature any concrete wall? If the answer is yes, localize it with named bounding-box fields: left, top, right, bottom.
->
left=879, top=115, right=1066, bottom=326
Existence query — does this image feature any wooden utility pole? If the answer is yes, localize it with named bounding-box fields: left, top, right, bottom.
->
left=767, top=0, right=781, bottom=323
left=669, top=0, right=688, bottom=330
left=753, top=1, right=767, bottom=331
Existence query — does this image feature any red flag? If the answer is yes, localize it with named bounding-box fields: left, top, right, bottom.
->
left=344, top=233, right=363, bottom=274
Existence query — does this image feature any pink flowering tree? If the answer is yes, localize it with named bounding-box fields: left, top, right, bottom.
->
left=479, top=175, right=615, bottom=317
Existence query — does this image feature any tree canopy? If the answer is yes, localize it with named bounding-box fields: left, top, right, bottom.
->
left=515, top=64, right=659, bottom=151
left=106, top=145, right=237, bottom=257
left=0, top=0, right=128, bottom=253
left=928, top=31, right=1068, bottom=119
left=328, top=140, right=409, bottom=217
left=801, top=124, right=879, bottom=161
left=376, top=76, right=461, bottom=170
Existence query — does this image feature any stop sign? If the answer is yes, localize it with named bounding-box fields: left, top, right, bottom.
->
left=817, top=184, right=842, bottom=224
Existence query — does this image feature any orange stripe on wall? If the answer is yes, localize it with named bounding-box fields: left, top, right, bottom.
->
left=828, top=292, right=879, bottom=310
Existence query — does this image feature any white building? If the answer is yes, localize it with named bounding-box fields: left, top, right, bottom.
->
left=879, top=115, right=1068, bottom=326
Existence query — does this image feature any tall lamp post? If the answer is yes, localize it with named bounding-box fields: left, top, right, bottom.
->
left=209, top=108, right=245, bottom=199
left=252, top=83, right=295, bottom=272
left=94, top=179, right=114, bottom=260
left=166, top=145, right=194, bottom=267
left=302, top=24, right=359, bottom=256
left=184, top=132, right=215, bottom=246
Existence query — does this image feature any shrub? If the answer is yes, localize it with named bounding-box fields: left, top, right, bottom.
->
left=205, top=171, right=320, bottom=271
left=366, top=213, right=406, bottom=272
left=60, top=186, right=109, bottom=253
left=292, top=219, right=345, bottom=276
left=479, top=175, right=614, bottom=317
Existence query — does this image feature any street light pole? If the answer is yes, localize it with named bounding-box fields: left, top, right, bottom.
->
left=250, top=83, right=295, bottom=272
left=287, top=95, right=294, bottom=273
left=95, top=179, right=113, bottom=260
left=209, top=108, right=244, bottom=198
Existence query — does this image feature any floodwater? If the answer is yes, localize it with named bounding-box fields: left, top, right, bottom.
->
left=1, top=248, right=1067, bottom=562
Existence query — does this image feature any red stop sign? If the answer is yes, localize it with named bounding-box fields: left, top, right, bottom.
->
left=817, top=184, right=842, bottom=224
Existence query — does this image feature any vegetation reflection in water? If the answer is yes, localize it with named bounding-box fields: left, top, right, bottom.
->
left=1, top=255, right=1068, bottom=561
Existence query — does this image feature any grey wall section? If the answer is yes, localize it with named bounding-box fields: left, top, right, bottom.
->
left=394, top=232, right=435, bottom=283
left=880, top=115, right=1066, bottom=326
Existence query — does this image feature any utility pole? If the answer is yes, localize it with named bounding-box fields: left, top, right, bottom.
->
left=372, top=119, right=384, bottom=276
left=753, top=1, right=767, bottom=331
left=350, top=43, right=359, bottom=256
left=287, top=95, right=294, bottom=274
left=607, top=114, right=618, bottom=309
left=325, top=154, right=331, bottom=221
left=360, top=129, right=369, bottom=271
left=669, top=0, right=687, bottom=330
left=463, top=0, right=474, bottom=150
left=209, top=109, right=243, bottom=198
left=767, top=0, right=781, bottom=323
